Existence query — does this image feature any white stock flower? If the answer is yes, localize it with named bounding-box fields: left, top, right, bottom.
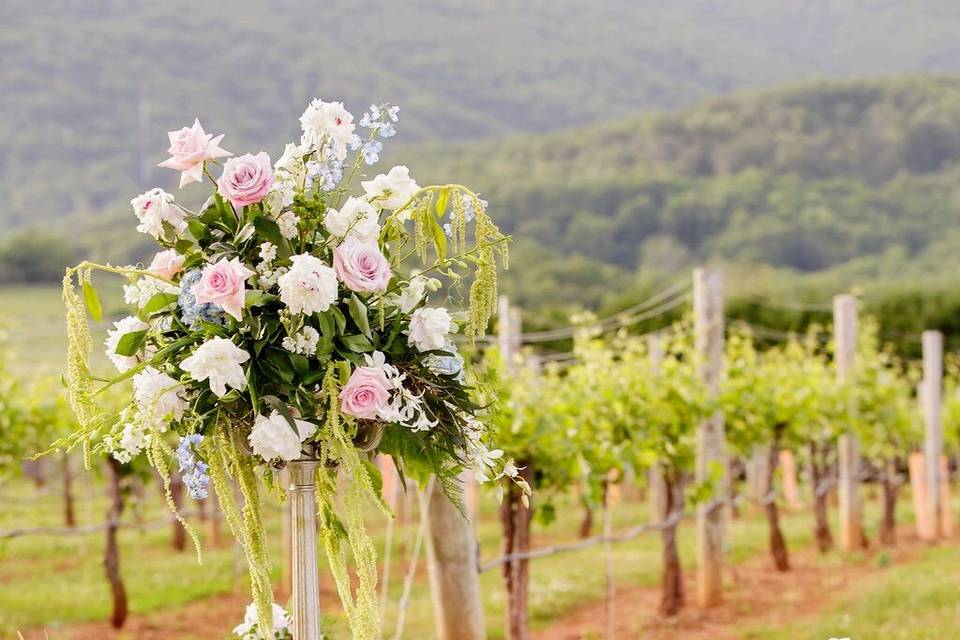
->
left=276, top=211, right=300, bottom=240
left=130, top=188, right=187, bottom=239
left=278, top=254, right=338, bottom=315
left=323, top=197, right=380, bottom=243
left=361, top=165, right=420, bottom=212
left=248, top=411, right=317, bottom=462
left=179, top=337, right=250, bottom=397
left=104, top=316, right=149, bottom=373
left=132, top=366, right=188, bottom=430
left=123, top=277, right=179, bottom=309
left=407, top=307, right=454, bottom=351
left=281, top=326, right=320, bottom=356
left=299, top=99, right=356, bottom=162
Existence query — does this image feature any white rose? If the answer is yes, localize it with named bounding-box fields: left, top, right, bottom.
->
left=132, top=366, right=188, bottom=430
left=248, top=411, right=317, bottom=462
left=408, top=307, right=455, bottom=352
left=361, top=165, right=420, bottom=212
left=278, top=254, right=339, bottom=315
left=179, top=337, right=250, bottom=397
left=299, top=99, right=356, bottom=162
left=130, top=188, right=186, bottom=239
left=323, top=197, right=380, bottom=243
left=104, top=316, right=150, bottom=373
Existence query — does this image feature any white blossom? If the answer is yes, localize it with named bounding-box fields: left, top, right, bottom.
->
left=276, top=211, right=300, bottom=240
left=232, top=602, right=293, bottom=640
left=104, top=316, right=149, bottom=373
left=132, top=366, right=188, bottom=430
left=123, top=277, right=179, bottom=309
left=179, top=337, right=250, bottom=397
left=130, top=188, right=187, bottom=239
left=299, top=99, right=356, bottom=162
left=278, top=254, right=338, bottom=315
left=323, top=197, right=379, bottom=243
left=361, top=165, right=420, bottom=213
left=407, top=307, right=454, bottom=352
left=281, top=326, right=320, bottom=356
left=248, top=411, right=317, bottom=462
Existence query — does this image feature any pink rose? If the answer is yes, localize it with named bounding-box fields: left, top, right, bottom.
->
left=333, top=240, right=392, bottom=294
left=217, top=152, right=274, bottom=208
left=193, top=257, right=255, bottom=321
left=339, top=367, right=392, bottom=420
left=158, top=119, right=232, bottom=188
left=147, top=249, right=185, bottom=280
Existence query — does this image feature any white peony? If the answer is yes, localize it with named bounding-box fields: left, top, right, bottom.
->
left=132, top=366, right=188, bottom=430
left=248, top=411, right=317, bottom=462
left=278, top=254, right=339, bottom=315
left=179, top=337, right=250, bottom=397
left=323, top=197, right=380, bottom=243
left=299, top=99, right=356, bottom=162
left=362, top=165, right=420, bottom=213
left=130, top=188, right=187, bottom=239
left=407, top=307, right=455, bottom=352
left=104, top=316, right=149, bottom=373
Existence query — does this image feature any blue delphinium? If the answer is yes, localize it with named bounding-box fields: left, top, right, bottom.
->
left=178, top=269, right=224, bottom=328
left=177, top=434, right=210, bottom=500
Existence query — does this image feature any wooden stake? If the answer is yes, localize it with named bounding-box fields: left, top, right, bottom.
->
left=694, top=267, right=725, bottom=607
left=922, top=330, right=944, bottom=539
left=833, top=294, right=861, bottom=552
left=779, top=450, right=802, bottom=510
left=424, top=476, right=486, bottom=640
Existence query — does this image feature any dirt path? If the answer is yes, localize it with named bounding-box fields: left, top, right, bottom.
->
left=533, top=529, right=927, bottom=640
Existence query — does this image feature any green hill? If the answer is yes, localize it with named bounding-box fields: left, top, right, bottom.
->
left=7, top=0, right=960, bottom=233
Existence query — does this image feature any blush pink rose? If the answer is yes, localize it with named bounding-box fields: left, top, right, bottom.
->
left=217, top=152, right=274, bottom=208
left=158, top=119, right=232, bottom=188
left=147, top=249, right=185, bottom=280
left=333, top=240, right=392, bottom=294
left=339, top=367, right=392, bottom=420
left=193, top=257, right=255, bottom=321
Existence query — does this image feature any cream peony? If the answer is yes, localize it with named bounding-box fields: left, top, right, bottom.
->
left=130, top=188, right=187, bottom=239
left=277, top=254, right=339, bottom=315
left=408, top=307, right=455, bottom=351
left=132, top=366, right=188, bottom=430
left=179, top=337, right=250, bottom=397
left=104, top=316, right=150, bottom=373
left=299, top=99, right=356, bottom=162
left=361, top=165, right=420, bottom=212
left=323, top=197, right=379, bottom=243
left=248, top=411, right=317, bottom=462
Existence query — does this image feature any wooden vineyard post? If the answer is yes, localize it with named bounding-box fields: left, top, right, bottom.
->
left=779, top=450, right=802, bottom=511
left=694, top=267, right=725, bottom=608
left=833, top=294, right=861, bottom=552
left=425, top=476, right=486, bottom=640
left=287, top=459, right=322, bottom=640
left=922, top=331, right=944, bottom=540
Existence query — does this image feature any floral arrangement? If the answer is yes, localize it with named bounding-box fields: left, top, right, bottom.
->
left=57, top=99, right=523, bottom=639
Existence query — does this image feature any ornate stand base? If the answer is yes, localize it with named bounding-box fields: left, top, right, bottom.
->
left=288, top=459, right=322, bottom=639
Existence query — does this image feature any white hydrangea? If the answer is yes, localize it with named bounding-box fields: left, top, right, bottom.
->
left=407, top=307, right=455, bottom=352
left=299, top=99, right=356, bottom=162
left=179, top=337, right=250, bottom=398
left=281, top=326, right=320, bottom=356
left=104, top=316, right=150, bottom=373
left=248, top=411, right=317, bottom=462
left=361, top=165, right=420, bottom=213
left=132, top=366, right=188, bottom=431
left=123, top=277, right=179, bottom=309
left=276, top=211, right=300, bottom=240
left=278, top=254, right=338, bottom=316
left=323, top=197, right=379, bottom=243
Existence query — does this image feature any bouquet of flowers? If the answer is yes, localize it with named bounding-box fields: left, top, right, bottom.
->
left=57, top=98, right=524, bottom=639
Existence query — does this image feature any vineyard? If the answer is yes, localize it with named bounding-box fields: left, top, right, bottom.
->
left=3, top=268, right=959, bottom=639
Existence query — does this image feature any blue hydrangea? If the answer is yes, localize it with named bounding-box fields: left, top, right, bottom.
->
left=177, top=434, right=210, bottom=500
left=428, top=343, right=465, bottom=383
left=178, top=269, right=224, bottom=328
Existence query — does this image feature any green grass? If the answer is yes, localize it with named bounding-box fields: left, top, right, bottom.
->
left=742, top=544, right=960, bottom=640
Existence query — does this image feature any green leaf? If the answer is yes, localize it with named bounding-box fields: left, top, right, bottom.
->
left=253, top=216, right=285, bottom=247
left=81, top=280, right=102, bottom=322
left=114, top=330, right=147, bottom=357
left=330, top=306, right=348, bottom=335
left=289, top=353, right=310, bottom=377
left=361, top=457, right=384, bottom=497
left=339, top=334, right=374, bottom=353
left=142, top=292, right=179, bottom=314
left=262, top=348, right=295, bottom=384
left=435, top=187, right=450, bottom=218
left=245, top=290, right=276, bottom=308
left=187, top=217, right=208, bottom=242
left=348, top=294, right=371, bottom=338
